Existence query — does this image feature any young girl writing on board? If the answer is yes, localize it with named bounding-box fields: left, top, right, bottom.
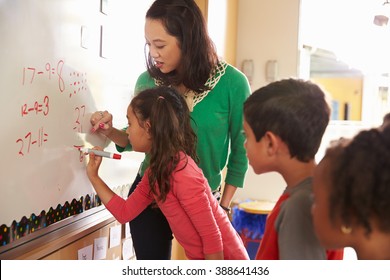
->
left=85, top=86, right=249, bottom=260
left=90, top=0, right=250, bottom=259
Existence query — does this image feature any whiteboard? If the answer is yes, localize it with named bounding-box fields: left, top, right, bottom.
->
left=0, top=0, right=152, bottom=246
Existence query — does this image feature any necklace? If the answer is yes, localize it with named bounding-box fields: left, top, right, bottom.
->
left=154, top=61, right=228, bottom=112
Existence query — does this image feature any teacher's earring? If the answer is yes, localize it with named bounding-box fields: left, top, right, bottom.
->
left=341, top=225, right=352, bottom=234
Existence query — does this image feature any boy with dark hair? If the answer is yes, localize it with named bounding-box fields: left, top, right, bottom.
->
left=243, top=78, right=344, bottom=259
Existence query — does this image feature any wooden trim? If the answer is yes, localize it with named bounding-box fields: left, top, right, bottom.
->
left=224, top=0, right=238, bottom=66
left=195, top=0, right=208, bottom=21
left=0, top=206, right=114, bottom=259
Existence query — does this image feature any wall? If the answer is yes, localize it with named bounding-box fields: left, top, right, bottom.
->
left=207, top=0, right=238, bottom=65
left=235, top=0, right=301, bottom=91
left=231, top=0, right=371, bottom=204
left=233, top=0, right=301, bottom=203
left=312, top=77, right=363, bottom=121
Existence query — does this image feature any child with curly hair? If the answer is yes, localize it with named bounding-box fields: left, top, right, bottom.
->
left=312, top=115, right=390, bottom=259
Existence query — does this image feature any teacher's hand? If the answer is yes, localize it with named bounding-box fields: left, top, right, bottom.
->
left=90, top=110, right=113, bottom=136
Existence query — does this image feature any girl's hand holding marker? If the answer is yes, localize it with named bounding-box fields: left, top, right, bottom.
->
left=79, top=147, right=121, bottom=160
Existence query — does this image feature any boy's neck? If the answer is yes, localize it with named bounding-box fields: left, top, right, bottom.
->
left=279, top=159, right=316, bottom=188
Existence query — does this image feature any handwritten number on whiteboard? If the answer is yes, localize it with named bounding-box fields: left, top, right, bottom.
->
left=16, top=139, right=24, bottom=156
left=43, top=95, right=49, bottom=115
left=27, top=67, right=36, bottom=84
left=22, top=60, right=65, bottom=93
left=22, top=67, right=36, bottom=85
left=45, top=63, right=52, bottom=80
left=16, top=128, right=47, bottom=155
left=21, top=104, right=27, bottom=116
left=57, top=60, right=65, bottom=92
left=21, top=96, right=50, bottom=117
left=17, top=61, right=87, bottom=157
left=16, top=132, right=32, bottom=156
left=25, top=132, right=32, bottom=153
left=74, top=105, right=86, bottom=133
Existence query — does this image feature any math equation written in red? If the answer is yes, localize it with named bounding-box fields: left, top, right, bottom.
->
left=16, top=60, right=89, bottom=157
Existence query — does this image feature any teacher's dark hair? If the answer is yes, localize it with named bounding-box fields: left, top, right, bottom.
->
left=145, top=0, right=218, bottom=93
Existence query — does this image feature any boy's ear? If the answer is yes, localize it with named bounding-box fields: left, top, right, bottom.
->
left=264, top=131, right=280, bottom=156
